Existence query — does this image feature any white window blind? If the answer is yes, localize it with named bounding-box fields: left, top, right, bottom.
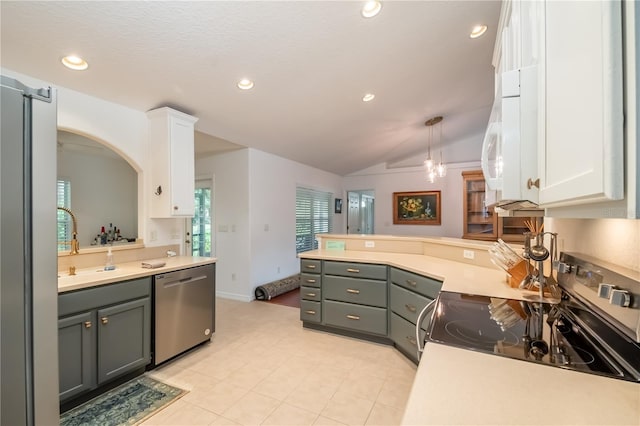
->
left=296, top=187, right=332, bottom=253
left=57, top=179, right=71, bottom=251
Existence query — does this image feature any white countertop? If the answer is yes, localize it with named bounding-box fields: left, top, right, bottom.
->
left=58, top=256, right=216, bottom=293
left=299, top=249, right=640, bottom=425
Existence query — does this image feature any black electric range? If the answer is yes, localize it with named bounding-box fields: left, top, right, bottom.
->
left=425, top=253, right=640, bottom=382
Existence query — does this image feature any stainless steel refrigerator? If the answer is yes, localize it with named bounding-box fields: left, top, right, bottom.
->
left=1, top=75, right=59, bottom=425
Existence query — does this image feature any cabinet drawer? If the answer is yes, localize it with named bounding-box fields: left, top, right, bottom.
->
left=323, top=261, right=387, bottom=280
left=390, top=312, right=426, bottom=363
left=59, top=277, right=151, bottom=317
left=300, top=286, right=321, bottom=302
left=389, top=284, right=433, bottom=325
left=300, top=300, right=321, bottom=323
left=323, top=276, right=387, bottom=308
left=390, top=268, right=442, bottom=299
left=324, top=300, right=387, bottom=336
left=300, top=272, right=321, bottom=288
left=300, top=259, right=322, bottom=274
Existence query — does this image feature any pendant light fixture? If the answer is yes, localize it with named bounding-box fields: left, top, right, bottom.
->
left=424, top=116, right=444, bottom=182
left=435, top=117, right=447, bottom=177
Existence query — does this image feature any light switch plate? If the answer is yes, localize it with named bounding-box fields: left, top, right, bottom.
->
left=463, top=250, right=475, bottom=260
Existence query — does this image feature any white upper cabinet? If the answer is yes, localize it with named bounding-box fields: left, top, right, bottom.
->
left=147, top=107, right=198, bottom=218
left=538, top=0, right=624, bottom=208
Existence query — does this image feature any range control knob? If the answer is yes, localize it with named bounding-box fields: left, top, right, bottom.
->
left=609, top=289, right=631, bottom=307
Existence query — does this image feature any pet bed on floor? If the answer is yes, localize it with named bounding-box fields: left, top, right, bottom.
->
left=255, top=274, right=300, bottom=300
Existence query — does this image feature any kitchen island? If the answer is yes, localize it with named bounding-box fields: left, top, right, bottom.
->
left=299, top=234, right=640, bottom=425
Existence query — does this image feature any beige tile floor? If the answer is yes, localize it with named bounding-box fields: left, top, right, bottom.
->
left=143, top=298, right=417, bottom=426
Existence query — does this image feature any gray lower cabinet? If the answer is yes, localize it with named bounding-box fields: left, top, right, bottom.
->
left=298, top=259, right=444, bottom=363
left=58, top=277, right=151, bottom=402
left=97, top=297, right=151, bottom=383
left=389, top=267, right=442, bottom=362
left=300, top=259, right=322, bottom=323
left=58, top=311, right=96, bottom=401
left=320, top=260, right=388, bottom=336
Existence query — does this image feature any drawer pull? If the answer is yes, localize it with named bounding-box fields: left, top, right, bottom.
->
left=405, top=304, right=417, bottom=313
left=306, top=264, right=316, bottom=269
left=346, top=288, right=360, bottom=294
left=406, top=279, right=417, bottom=287
left=101, top=317, right=109, bottom=325
left=346, top=268, right=360, bottom=273
left=346, top=314, right=360, bottom=320
left=406, top=336, right=417, bottom=345
left=84, top=321, right=92, bottom=329
left=305, top=310, right=317, bottom=315
left=306, top=292, right=317, bottom=297
left=306, top=279, right=317, bottom=284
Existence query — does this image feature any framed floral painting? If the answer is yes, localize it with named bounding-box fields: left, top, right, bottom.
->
left=393, top=191, right=441, bottom=225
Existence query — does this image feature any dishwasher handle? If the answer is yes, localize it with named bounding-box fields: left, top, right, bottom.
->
left=416, top=298, right=437, bottom=361
left=159, top=274, right=208, bottom=289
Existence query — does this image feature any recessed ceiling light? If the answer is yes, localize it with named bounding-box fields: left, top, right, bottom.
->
left=362, top=93, right=375, bottom=102
left=362, top=1, right=382, bottom=18
left=237, top=78, right=254, bottom=90
left=61, top=55, right=88, bottom=71
left=470, top=25, right=488, bottom=39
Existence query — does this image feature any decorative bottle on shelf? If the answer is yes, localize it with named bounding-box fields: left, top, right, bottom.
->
left=100, top=226, right=107, bottom=245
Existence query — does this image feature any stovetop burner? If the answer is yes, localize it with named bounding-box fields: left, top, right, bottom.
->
left=426, top=291, right=639, bottom=382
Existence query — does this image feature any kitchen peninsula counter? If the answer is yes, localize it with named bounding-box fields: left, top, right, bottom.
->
left=58, top=255, right=216, bottom=293
left=298, top=236, right=640, bottom=425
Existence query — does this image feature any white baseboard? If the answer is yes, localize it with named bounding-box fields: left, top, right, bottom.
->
left=216, top=290, right=253, bottom=302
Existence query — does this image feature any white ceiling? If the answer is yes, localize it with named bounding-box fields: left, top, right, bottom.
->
left=1, top=1, right=500, bottom=176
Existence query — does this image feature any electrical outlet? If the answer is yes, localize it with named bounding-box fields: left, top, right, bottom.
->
left=218, top=225, right=228, bottom=232
left=365, top=241, right=375, bottom=248
left=463, top=250, right=475, bottom=260
left=264, top=224, right=269, bottom=231
left=277, top=266, right=280, bottom=273
left=150, top=230, right=157, bottom=241
left=231, top=273, right=236, bottom=281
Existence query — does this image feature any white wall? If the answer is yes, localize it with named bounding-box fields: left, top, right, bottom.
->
left=545, top=218, right=640, bottom=271
left=196, top=148, right=344, bottom=300
left=196, top=149, right=251, bottom=300
left=248, top=149, right=344, bottom=292
left=344, top=160, right=482, bottom=238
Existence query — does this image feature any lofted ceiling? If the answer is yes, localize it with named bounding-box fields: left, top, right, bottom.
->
left=1, top=1, right=500, bottom=176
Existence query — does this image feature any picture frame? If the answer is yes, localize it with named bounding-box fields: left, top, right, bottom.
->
left=334, top=198, right=343, bottom=214
left=393, top=191, right=441, bottom=225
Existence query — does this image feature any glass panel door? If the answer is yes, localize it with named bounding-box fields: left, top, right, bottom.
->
left=191, top=178, right=212, bottom=257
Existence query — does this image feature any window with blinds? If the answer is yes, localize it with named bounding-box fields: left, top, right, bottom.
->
left=57, top=179, right=71, bottom=251
left=296, top=187, right=332, bottom=253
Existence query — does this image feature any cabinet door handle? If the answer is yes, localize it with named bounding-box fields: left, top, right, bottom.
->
left=306, top=265, right=316, bottom=269
left=173, top=205, right=179, bottom=210
left=405, top=304, right=417, bottom=313
left=346, top=268, right=360, bottom=273
left=406, top=279, right=417, bottom=287
left=346, top=314, right=360, bottom=320
left=406, top=335, right=417, bottom=345
left=84, top=321, right=92, bottom=328
left=346, top=288, right=360, bottom=294
left=306, top=292, right=317, bottom=297
left=304, top=310, right=316, bottom=315
left=101, top=317, right=109, bottom=325
left=306, top=279, right=317, bottom=283
left=527, top=178, right=540, bottom=189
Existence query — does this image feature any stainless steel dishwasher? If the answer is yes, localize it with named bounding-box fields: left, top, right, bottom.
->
left=153, top=264, right=215, bottom=365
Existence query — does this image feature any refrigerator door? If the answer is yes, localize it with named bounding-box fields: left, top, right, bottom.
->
left=1, top=76, right=59, bottom=425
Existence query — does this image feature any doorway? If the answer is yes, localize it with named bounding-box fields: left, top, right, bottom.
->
left=186, top=177, right=213, bottom=257
left=346, top=190, right=375, bottom=234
